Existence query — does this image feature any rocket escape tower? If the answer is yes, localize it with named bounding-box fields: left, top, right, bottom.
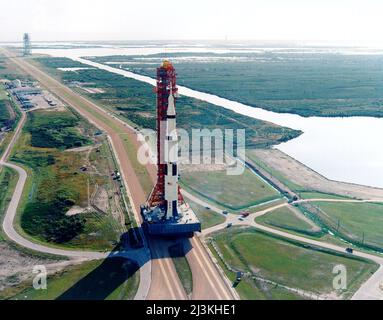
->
left=23, top=33, right=31, bottom=56
left=141, top=61, right=201, bottom=236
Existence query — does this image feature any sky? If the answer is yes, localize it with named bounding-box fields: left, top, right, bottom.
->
left=0, top=0, right=383, bottom=45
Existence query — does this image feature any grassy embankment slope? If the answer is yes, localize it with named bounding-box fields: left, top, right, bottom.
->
left=309, top=201, right=383, bottom=251
left=169, top=244, right=193, bottom=297
left=94, top=52, right=383, bottom=118
left=210, top=227, right=378, bottom=300
left=255, top=206, right=323, bottom=237
left=187, top=198, right=225, bottom=229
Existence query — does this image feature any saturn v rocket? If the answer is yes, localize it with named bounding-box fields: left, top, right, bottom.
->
left=141, top=61, right=201, bottom=236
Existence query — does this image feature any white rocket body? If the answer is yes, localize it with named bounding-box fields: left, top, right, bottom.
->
left=164, top=88, right=179, bottom=219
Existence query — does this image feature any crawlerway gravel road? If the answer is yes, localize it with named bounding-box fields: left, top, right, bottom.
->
left=0, top=110, right=151, bottom=300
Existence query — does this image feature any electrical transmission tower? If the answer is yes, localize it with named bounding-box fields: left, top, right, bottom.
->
left=23, top=33, right=31, bottom=56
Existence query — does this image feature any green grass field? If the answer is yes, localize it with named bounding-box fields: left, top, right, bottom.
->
left=0, top=167, right=18, bottom=241
left=312, top=201, right=383, bottom=249
left=7, top=258, right=139, bottom=300
left=186, top=199, right=225, bottom=229
left=181, top=168, right=281, bottom=210
left=208, top=241, right=307, bottom=300
left=233, top=278, right=306, bottom=300
left=26, top=110, right=90, bottom=149
left=59, top=211, right=121, bottom=250
left=0, top=85, right=7, bottom=100
left=0, top=84, right=20, bottom=157
left=0, top=85, right=11, bottom=128
left=49, top=88, right=154, bottom=196
left=212, top=228, right=378, bottom=299
left=0, top=53, right=33, bottom=81
left=255, top=206, right=321, bottom=236
left=298, top=192, right=353, bottom=200
left=169, top=244, right=193, bottom=297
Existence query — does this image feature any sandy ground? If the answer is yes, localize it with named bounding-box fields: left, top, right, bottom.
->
left=179, top=163, right=227, bottom=173
left=64, top=143, right=101, bottom=153
left=66, top=205, right=89, bottom=216
left=5, top=98, right=16, bottom=120
left=0, top=243, right=61, bottom=291
left=179, top=154, right=236, bottom=173
left=253, top=148, right=383, bottom=200
left=81, top=87, right=105, bottom=94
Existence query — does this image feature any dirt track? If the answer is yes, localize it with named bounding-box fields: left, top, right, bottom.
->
left=253, top=148, right=383, bottom=200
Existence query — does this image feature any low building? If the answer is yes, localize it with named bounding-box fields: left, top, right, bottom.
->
left=12, top=87, right=42, bottom=96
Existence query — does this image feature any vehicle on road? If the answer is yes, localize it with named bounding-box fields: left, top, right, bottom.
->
left=345, top=247, right=354, bottom=254
left=288, top=195, right=299, bottom=203
left=241, top=212, right=250, bottom=218
left=226, top=223, right=233, bottom=228
left=222, top=211, right=228, bottom=215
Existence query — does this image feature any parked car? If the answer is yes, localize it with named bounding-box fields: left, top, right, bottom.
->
left=222, top=211, right=228, bottom=215
left=236, top=271, right=242, bottom=282
left=288, top=195, right=299, bottom=203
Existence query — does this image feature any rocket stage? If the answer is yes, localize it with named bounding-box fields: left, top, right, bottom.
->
left=140, top=60, right=201, bottom=237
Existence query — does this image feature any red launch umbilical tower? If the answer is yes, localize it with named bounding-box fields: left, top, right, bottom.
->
left=141, top=61, right=200, bottom=236
left=147, top=60, right=183, bottom=212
